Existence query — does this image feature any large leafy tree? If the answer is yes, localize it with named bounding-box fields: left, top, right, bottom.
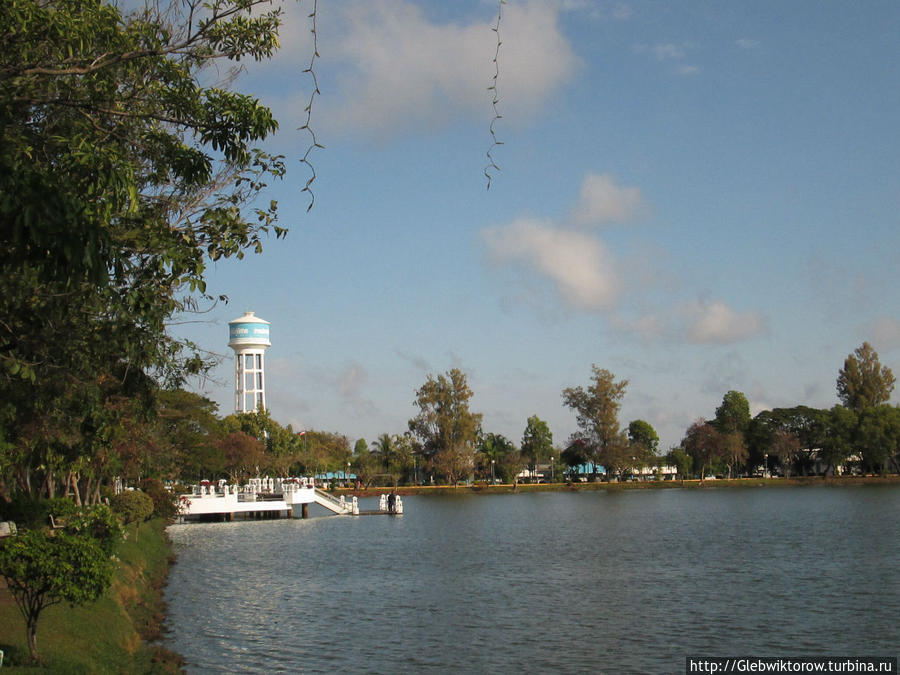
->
left=836, top=342, right=896, bottom=412
left=408, top=369, right=482, bottom=485
left=681, top=419, right=725, bottom=481
left=562, top=366, right=629, bottom=481
left=1, top=0, right=290, bottom=499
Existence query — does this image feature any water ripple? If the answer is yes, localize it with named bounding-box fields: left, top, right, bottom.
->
left=165, top=487, right=900, bottom=673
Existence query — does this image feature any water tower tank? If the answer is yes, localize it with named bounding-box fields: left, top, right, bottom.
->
left=228, top=311, right=271, bottom=414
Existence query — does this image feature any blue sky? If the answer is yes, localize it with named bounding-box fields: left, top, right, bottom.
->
left=173, top=0, right=900, bottom=452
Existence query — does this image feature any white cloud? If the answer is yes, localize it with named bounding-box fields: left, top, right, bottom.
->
left=301, top=0, right=578, bottom=138
left=684, top=300, right=766, bottom=344
left=572, top=173, right=645, bottom=226
left=482, top=218, right=620, bottom=311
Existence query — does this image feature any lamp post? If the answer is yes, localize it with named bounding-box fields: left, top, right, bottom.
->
left=550, top=455, right=555, bottom=483
left=491, top=459, right=495, bottom=484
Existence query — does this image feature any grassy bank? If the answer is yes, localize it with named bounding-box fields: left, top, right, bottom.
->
left=0, top=518, right=182, bottom=673
left=339, top=474, right=900, bottom=497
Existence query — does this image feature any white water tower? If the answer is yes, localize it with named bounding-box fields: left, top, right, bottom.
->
left=228, top=311, right=271, bottom=414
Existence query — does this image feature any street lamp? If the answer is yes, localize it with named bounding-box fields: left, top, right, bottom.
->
left=491, top=459, right=495, bottom=484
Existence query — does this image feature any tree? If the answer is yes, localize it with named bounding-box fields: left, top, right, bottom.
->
left=747, top=407, right=828, bottom=476
left=856, top=405, right=900, bottom=474
left=218, top=431, right=266, bottom=484
left=479, top=432, right=520, bottom=483
left=0, top=529, right=114, bottom=662
left=628, top=419, right=659, bottom=476
left=408, top=369, right=482, bottom=485
left=714, top=391, right=751, bottom=435
left=820, top=405, right=858, bottom=476
left=562, top=366, right=629, bottom=481
left=666, top=447, right=693, bottom=480
left=110, top=490, right=155, bottom=538
left=351, top=447, right=380, bottom=489
left=1, top=0, right=291, bottom=504
left=520, top=416, right=553, bottom=480
left=681, top=419, right=726, bottom=481
left=770, top=430, right=802, bottom=478
left=370, top=433, right=413, bottom=486
left=836, top=342, right=896, bottom=412
left=561, top=439, right=590, bottom=480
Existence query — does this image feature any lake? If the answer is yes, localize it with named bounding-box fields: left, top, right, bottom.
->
left=163, top=486, right=900, bottom=673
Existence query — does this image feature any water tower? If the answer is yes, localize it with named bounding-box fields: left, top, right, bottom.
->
left=228, top=311, right=271, bottom=414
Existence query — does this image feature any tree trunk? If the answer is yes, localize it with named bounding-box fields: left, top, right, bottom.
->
left=70, top=472, right=83, bottom=506
left=27, top=616, right=40, bottom=662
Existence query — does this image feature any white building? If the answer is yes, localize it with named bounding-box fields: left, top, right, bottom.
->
left=228, top=311, right=271, bottom=414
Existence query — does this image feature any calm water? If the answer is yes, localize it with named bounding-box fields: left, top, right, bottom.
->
left=163, top=486, right=900, bottom=674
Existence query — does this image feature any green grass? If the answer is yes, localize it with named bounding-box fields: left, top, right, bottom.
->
left=0, top=518, right=183, bottom=673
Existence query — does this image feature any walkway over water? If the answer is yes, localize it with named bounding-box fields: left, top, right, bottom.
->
left=176, top=478, right=402, bottom=520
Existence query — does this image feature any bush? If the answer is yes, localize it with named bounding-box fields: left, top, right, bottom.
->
left=110, top=490, right=154, bottom=527
left=64, top=504, right=124, bottom=555
left=139, top=477, right=180, bottom=520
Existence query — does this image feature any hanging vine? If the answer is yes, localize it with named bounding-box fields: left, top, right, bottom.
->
left=484, top=0, right=506, bottom=190
left=298, top=0, right=322, bottom=211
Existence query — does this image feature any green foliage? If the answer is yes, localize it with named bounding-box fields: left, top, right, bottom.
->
left=713, top=391, right=751, bottom=435
left=479, top=432, right=521, bottom=482
left=561, top=439, right=590, bottom=477
left=665, top=447, right=693, bottom=479
left=836, top=342, right=896, bottom=412
left=0, top=0, right=290, bottom=504
left=628, top=419, right=660, bottom=464
left=139, top=477, right=180, bottom=520
left=409, top=369, right=482, bottom=484
left=681, top=419, right=726, bottom=480
left=820, top=405, right=858, bottom=474
left=520, top=415, right=553, bottom=471
left=855, top=405, right=900, bottom=473
left=110, top=490, right=154, bottom=527
left=562, top=366, right=629, bottom=480
left=0, top=529, right=114, bottom=662
left=62, top=504, right=123, bottom=556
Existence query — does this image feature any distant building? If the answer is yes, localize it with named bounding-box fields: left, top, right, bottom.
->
left=228, top=311, right=271, bottom=414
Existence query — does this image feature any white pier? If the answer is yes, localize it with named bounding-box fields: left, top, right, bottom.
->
left=176, top=478, right=402, bottom=520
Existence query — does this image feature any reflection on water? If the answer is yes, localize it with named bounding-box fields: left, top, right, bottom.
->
left=164, top=487, right=900, bottom=673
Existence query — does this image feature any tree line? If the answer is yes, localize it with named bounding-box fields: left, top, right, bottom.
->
left=671, top=342, right=899, bottom=480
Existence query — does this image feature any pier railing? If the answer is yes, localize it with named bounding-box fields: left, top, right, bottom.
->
left=313, top=488, right=357, bottom=515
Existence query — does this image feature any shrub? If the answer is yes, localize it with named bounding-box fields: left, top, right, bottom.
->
left=64, top=504, right=124, bottom=555
left=110, top=490, right=155, bottom=527
left=139, top=478, right=180, bottom=520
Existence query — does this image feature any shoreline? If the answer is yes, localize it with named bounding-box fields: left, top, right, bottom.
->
left=334, top=474, right=900, bottom=498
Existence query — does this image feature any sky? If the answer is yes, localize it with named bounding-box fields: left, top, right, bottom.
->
left=172, top=0, right=900, bottom=453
